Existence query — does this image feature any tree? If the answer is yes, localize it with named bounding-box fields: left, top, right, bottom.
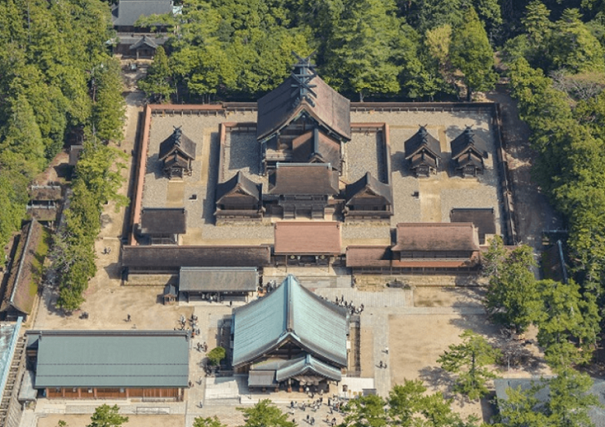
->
left=534, top=279, right=598, bottom=368
left=483, top=237, right=541, bottom=333
left=91, top=59, right=126, bottom=143
left=340, top=394, right=388, bottom=427
left=193, top=416, right=227, bottom=427
left=437, top=329, right=501, bottom=400
left=207, top=346, right=226, bottom=366
left=323, top=0, right=405, bottom=101
left=138, top=46, right=174, bottom=103
left=450, top=7, right=498, bottom=100
left=87, top=404, right=128, bottom=427
left=388, top=379, right=479, bottom=427
left=238, top=400, right=296, bottom=427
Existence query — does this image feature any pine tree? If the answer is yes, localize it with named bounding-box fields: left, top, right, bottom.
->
left=138, top=46, right=174, bottom=103
left=450, top=7, right=498, bottom=100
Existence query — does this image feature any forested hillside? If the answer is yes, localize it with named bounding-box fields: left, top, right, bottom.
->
left=0, top=0, right=126, bottom=308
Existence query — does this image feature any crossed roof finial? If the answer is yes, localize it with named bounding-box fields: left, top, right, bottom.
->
left=290, top=51, right=318, bottom=108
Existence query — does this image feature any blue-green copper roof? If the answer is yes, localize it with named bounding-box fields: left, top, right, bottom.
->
left=31, top=331, right=189, bottom=388
left=275, top=354, right=342, bottom=382
left=232, top=275, right=348, bottom=367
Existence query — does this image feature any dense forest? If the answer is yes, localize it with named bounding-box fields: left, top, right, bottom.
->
left=0, top=0, right=126, bottom=308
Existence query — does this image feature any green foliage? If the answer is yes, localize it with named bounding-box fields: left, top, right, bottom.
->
left=340, top=394, right=388, bottom=427
left=437, top=329, right=501, bottom=400
left=193, top=416, right=227, bottom=427
left=534, top=279, right=599, bottom=369
left=450, top=7, right=498, bottom=100
left=238, top=399, right=296, bottom=427
left=207, top=346, right=227, bottom=366
left=87, top=404, right=129, bottom=427
left=483, top=236, right=541, bottom=333
left=138, top=46, right=174, bottom=103
left=92, top=59, right=126, bottom=143
left=494, top=369, right=599, bottom=427
left=388, top=379, right=479, bottom=427
left=323, top=0, right=404, bottom=101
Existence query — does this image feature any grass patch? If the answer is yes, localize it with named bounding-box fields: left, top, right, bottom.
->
left=29, top=227, right=51, bottom=297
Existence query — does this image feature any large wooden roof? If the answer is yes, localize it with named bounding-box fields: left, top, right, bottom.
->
left=158, top=127, right=196, bottom=161
left=232, top=275, right=348, bottom=368
left=450, top=127, right=488, bottom=160
left=345, top=172, right=393, bottom=205
left=392, top=223, right=480, bottom=252
left=256, top=60, right=351, bottom=142
left=291, top=128, right=341, bottom=171
left=274, top=221, right=342, bottom=255
left=215, top=171, right=261, bottom=203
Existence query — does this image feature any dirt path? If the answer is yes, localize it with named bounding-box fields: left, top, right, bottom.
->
left=486, top=89, right=563, bottom=252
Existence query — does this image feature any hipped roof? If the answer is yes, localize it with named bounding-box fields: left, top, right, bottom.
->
left=232, top=275, right=348, bottom=367
left=392, top=223, right=479, bottom=252
left=269, top=163, right=338, bottom=196
left=140, top=208, right=186, bottom=235
left=179, top=267, right=258, bottom=292
left=29, top=330, right=189, bottom=388
left=257, top=76, right=351, bottom=142
left=274, top=221, right=342, bottom=255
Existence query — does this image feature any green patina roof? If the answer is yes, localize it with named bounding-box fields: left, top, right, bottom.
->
left=31, top=331, right=189, bottom=388
left=232, top=275, right=348, bottom=368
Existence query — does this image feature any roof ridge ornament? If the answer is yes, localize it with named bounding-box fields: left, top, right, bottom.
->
left=173, top=126, right=183, bottom=147
left=290, top=51, right=317, bottom=108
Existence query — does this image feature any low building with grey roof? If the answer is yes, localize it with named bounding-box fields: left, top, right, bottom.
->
left=26, top=330, right=189, bottom=400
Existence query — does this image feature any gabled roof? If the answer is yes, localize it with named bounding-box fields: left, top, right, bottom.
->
left=392, top=223, right=480, bottom=252
left=29, top=330, right=189, bottom=388
left=450, top=208, right=495, bottom=245
left=158, top=127, right=196, bottom=161
left=404, top=126, right=441, bottom=160
left=275, top=354, right=342, bottom=382
left=257, top=59, right=351, bottom=142
left=232, top=275, right=348, bottom=368
left=179, top=267, right=258, bottom=292
left=450, top=127, right=488, bottom=161
left=410, top=152, right=438, bottom=169
left=455, top=152, right=484, bottom=170
left=112, top=0, right=173, bottom=27
left=215, top=172, right=261, bottom=203
left=268, top=163, right=338, bottom=196
left=345, top=173, right=393, bottom=205
left=274, top=222, right=342, bottom=255
left=292, top=128, right=341, bottom=171
left=129, top=35, right=159, bottom=50
left=140, top=208, right=186, bottom=235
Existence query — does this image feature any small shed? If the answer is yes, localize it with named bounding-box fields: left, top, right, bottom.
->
left=178, top=267, right=258, bottom=302
left=158, top=127, right=196, bottom=179
left=27, top=186, right=63, bottom=223
left=162, top=284, right=177, bottom=305
left=404, top=126, right=441, bottom=177
left=450, top=127, right=488, bottom=177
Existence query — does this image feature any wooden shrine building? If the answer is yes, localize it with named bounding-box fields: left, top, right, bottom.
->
left=390, top=223, right=480, bottom=270
left=129, top=35, right=160, bottom=59
left=139, top=207, right=186, bottom=245
left=257, top=54, right=351, bottom=172
left=215, top=171, right=263, bottom=223
left=179, top=267, right=258, bottom=302
left=273, top=222, right=342, bottom=267
left=344, top=172, right=393, bottom=221
left=232, top=275, right=348, bottom=392
left=27, top=185, right=63, bottom=224
left=266, top=163, right=339, bottom=219
left=158, top=127, right=196, bottom=179
left=26, top=330, right=189, bottom=400
left=450, top=127, right=488, bottom=177
left=404, top=126, right=442, bottom=177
